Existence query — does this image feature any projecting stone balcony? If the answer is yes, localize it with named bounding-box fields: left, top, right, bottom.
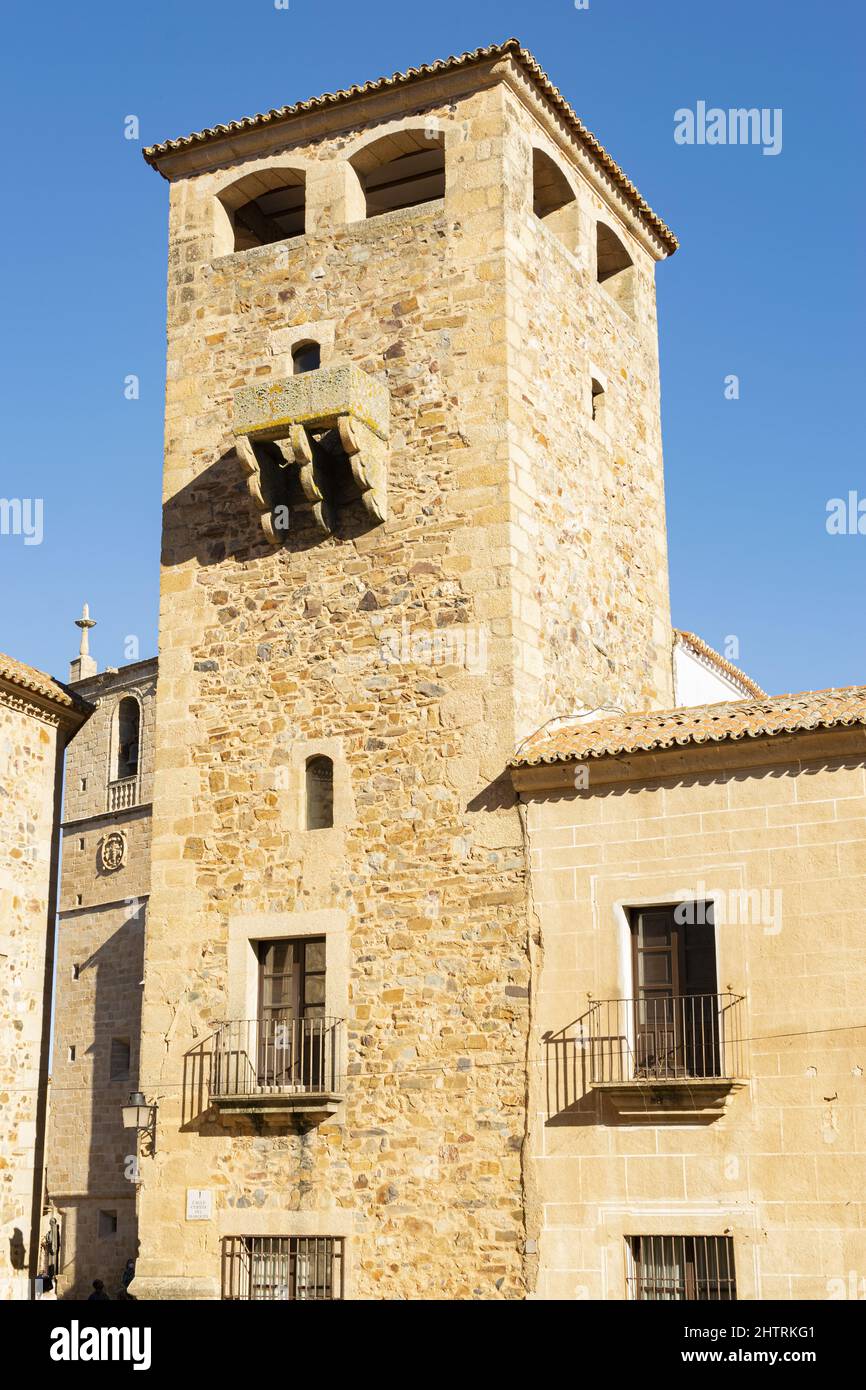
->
left=232, top=364, right=389, bottom=542
left=580, top=993, right=747, bottom=1120
left=106, top=775, right=139, bottom=812
left=210, top=1016, right=344, bottom=1126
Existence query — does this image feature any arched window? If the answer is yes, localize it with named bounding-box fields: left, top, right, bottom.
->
left=216, top=168, right=306, bottom=253
left=292, top=341, right=321, bottom=375
left=350, top=130, right=445, bottom=219
left=591, top=378, right=605, bottom=425
left=305, top=756, right=334, bottom=830
left=596, top=222, right=636, bottom=317
left=532, top=149, right=578, bottom=252
left=114, top=697, right=140, bottom=781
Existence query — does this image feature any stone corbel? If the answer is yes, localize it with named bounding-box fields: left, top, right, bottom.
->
left=232, top=364, right=389, bottom=544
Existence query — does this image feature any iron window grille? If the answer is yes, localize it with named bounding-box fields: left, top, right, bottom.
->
left=222, top=1236, right=345, bottom=1301
left=627, top=1235, right=736, bottom=1300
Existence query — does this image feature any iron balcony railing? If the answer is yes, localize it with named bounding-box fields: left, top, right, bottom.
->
left=212, top=1016, right=342, bottom=1098
left=107, top=775, right=139, bottom=812
left=585, top=993, right=745, bottom=1084
left=222, top=1236, right=345, bottom=1301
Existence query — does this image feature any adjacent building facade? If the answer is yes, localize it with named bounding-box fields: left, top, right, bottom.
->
left=46, top=656, right=157, bottom=1297
left=0, top=654, right=89, bottom=1300
left=515, top=689, right=866, bottom=1300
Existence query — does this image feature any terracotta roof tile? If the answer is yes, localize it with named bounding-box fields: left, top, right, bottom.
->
left=0, top=651, right=91, bottom=717
left=675, top=629, right=766, bottom=699
left=142, top=39, right=677, bottom=253
left=511, top=686, right=866, bottom=767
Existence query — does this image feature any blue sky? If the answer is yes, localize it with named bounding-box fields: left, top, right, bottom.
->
left=1, top=0, right=863, bottom=697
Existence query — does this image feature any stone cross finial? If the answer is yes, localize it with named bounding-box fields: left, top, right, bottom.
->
left=70, top=603, right=97, bottom=682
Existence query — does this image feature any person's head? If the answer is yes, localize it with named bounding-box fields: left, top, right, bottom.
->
left=92, top=1279, right=104, bottom=1292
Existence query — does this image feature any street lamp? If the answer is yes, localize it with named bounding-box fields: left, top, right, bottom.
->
left=121, top=1091, right=157, bottom=1154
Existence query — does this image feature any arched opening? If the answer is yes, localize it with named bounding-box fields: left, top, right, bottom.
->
left=305, top=756, right=334, bottom=830
left=591, top=378, right=606, bottom=426
left=351, top=129, right=445, bottom=219
left=292, top=341, right=321, bottom=375
left=532, top=149, right=579, bottom=253
left=114, top=697, right=140, bottom=781
left=596, top=222, right=636, bottom=317
left=216, top=168, right=307, bottom=253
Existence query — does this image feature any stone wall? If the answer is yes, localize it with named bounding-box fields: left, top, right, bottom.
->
left=501, top=83, right=673, bottom=732
left=0, top=667, right=87, bottom=1299
left=47, top=659, right=156, bottom=1297
left=519, top=732, right=866, bottom=1299
left=137, top=80, right=529, bottom=1302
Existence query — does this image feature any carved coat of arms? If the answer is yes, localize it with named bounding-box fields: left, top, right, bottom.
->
left=100, top=831, right=127, bottom=872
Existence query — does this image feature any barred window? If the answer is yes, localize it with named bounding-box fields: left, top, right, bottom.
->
left=222, top=1236, right=344, bottom=1301
left=627, top=1235, right=736, bottom=1301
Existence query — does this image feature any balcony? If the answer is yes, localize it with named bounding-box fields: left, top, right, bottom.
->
left=211, top=1016, right=344, bottom=1125
left=107, top=775, right=139, bottom=812
left=583, top=993, right=747, bottom=1119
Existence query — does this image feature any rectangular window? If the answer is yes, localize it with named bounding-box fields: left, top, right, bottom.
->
left=627, top=1235, right=736, bottom=1300
left=109, top=1037, right=131, bottom=1081
left=98, top=1210, right=118, bottom=1239
left=629, top=904, right=720, bottom=1078
left=221, top=1236, right=344, bottom=1301
left=258, top=937, right=326, bottom=1023
left=72, top=963, right=80, bottom=981
left=253, top=937, right=327, bottom=1088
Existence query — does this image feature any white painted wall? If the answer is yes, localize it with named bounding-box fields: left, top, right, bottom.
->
left=673, top=642, right=751, bottom=707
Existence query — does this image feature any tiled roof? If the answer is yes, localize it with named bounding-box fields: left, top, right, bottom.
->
left=675, top=629, right=766, bottom=699
left=0, top=651, right=91, bottom=716
left=511, top=687, right=866, bottom=767
left=142, top=39, right=677, bottom=253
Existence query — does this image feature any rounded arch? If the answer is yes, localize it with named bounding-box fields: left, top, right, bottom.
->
left=214, top=166, right=307, bottom=254
left=111, top=695, right=141, bottom=782
left=305, top=755, right=334, bottom=830
left=596, top=221, right=636, bottom=317
left=292, top=339, right=321, bottom=375
left=349, top=127, right=445, bottom=218
left=532, top=147, right=579, bottom=253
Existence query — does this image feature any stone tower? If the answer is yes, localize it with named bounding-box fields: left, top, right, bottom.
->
left=46, top=622, right=157, bottom=1298
left=133, top=40, right=675, bottom=1300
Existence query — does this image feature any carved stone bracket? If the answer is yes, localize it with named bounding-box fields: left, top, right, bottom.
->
left=233, top=364, right=389, bottom=544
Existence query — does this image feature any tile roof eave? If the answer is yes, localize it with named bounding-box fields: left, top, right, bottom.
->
left=0, top=652, right=92, bottom=721
left=141, top=39, right=678, bottom=255
left=510, top=687, right=866, bottom=769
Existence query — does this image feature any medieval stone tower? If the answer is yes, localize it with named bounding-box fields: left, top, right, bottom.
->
left=133, top=40, right=675, bottom=1300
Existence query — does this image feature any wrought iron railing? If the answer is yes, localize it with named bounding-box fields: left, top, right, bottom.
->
left=212, top=1016, right=342, bottom=1098
left=107, top=776, right=139, bottom=812
left=585, top=994, right=745, bottom=1084
left=222, top=1235, right=345, bottom=1301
